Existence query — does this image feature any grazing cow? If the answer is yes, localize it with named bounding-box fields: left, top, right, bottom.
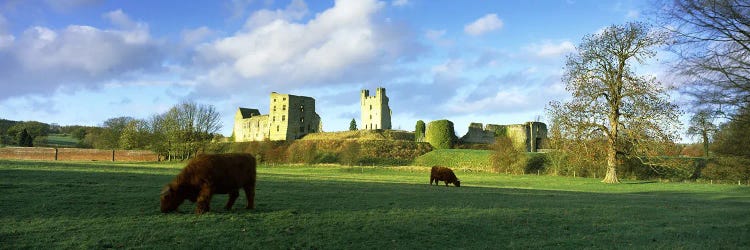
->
left=160, top=153, right=256, bottom=214
left=430, top=166, right=461, bottom=187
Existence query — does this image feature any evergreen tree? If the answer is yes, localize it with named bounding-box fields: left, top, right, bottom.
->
left=17, top=129, right=33, bottom=147
left=349, top=118, right=357, bottom=131
left=415, top=120, right=425, bottom=142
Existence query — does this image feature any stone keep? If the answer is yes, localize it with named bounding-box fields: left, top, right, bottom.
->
left=360, top=87, right=392, bottom=130
left=233, top=92, right=322, bottom=142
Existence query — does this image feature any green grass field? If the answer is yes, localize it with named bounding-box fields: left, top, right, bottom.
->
left=413, top=149, right=493, bottom=170
left=44, top=134, right=80, bottom=147
left=1, top=160, right=749, bottom=249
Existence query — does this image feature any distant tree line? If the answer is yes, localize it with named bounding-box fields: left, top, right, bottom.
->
left=80, top=101, right=223, bottom=161
left=1, top=101, right=222, bottom=161
left=0, top=119, right=52, bottom=147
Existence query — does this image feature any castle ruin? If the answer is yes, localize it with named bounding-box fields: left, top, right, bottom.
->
left=360, top=87, right=392, bottom=130
left=460, top=122, right=548, bottom=152
left=233, top=92, right=322, bottom=142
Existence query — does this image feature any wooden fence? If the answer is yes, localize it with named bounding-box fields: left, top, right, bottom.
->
left=0, top=147, right=159, bottom=162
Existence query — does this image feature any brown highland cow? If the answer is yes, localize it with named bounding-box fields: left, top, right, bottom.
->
left=430, top=166, right=461, bottom=187
left=160, top=153, right=256, bottom=214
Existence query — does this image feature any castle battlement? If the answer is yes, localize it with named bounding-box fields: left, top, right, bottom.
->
left=360, top=87, right=392, bottom=130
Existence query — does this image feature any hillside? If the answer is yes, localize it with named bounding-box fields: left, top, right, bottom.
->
left=413, top=149, right=492, bottom=169
left=300, top=129, right=415, bottom=141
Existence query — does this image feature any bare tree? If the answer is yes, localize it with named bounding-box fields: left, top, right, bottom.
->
left=686, top=110, right=718, bottom=157
left=549, top=22, right=682, bottom=183
left=147, top=101, right=222, bottom=160
left=656, top=0, right=750, bottom=120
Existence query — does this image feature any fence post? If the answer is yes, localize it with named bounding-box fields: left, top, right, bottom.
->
left=112, top=150, right=115, bottom=162
left=54, top=148, right=58, bottom=161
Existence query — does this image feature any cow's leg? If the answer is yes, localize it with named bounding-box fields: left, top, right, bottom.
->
left=225, top=189, right=239, bottom=210
left=430, top=177, right=434, bottom=185
left=243, top=183, right=256, bottom=209
left=445, top=182, right=449, bottom=187
left=195, top=184, right=213, bottom=214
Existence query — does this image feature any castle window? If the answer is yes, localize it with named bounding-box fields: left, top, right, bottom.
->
left=274, top=98, right=276, bottom=102
left=300, top=105, right=304, bottom=112
left=282, top=115, right=286, bottom=121
left=276, top=125, right=279, bottom=132
left=369, top=105, right=372, bottom=110
left=283, top=105, right=286, bottom=111
left=300, top=117, right=304, bottom=123
left=283, top=97, right=286, bottom=101
left=273, top=116, right=276, bottom=122
left=273, top=106, right=276, bottom=112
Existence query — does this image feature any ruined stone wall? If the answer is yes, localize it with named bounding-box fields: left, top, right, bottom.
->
left=234, top=92, right=321, bottom=142
left=269, top=92, right=291, bottom=141
left=460, top=121, right=549, bottom=152
left=284, top=94, right=320, bottom=140
left=459, top=123, right=495, bottom=144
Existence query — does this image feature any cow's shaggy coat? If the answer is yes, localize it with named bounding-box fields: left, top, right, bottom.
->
left=430, top=166, right=461, bottom=187
left=160, top=153, right=256, bottom=214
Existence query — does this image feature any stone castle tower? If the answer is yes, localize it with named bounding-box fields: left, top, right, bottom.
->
left=360, top=87, right=392, bottom=130
left=233, top=92, right=321, bottom=142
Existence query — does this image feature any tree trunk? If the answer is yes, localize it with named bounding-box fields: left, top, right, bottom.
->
left=603, top=110, right=621, bottom=184
left=602, top=165, right=619, bottom=183
left=602, top=144, right=620, bottom=183
left=701, top=131, right=709, bottom=158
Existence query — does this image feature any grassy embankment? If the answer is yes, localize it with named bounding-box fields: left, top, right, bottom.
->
left=1, top=159, right=748, bottom=248
left=44, top=134, right=80, bottom=147
left=413, top=149, right=492, bottom=170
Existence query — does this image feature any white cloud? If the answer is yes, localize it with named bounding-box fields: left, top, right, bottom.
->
left=44, top=0, right=102, bottom=11
left=464, top=13, right=503, bottom=36
left=0, top=14, right=14, bottom=49
left=522, top=40, right=575, bottom=58
left=392, top=0, right=409, bottom=7
left=446, top=88, right=529, bottom=114
left=226, top=0, right=255, bottom=20
left=181, top=26, right=214, bottom=45
left=194, top=0, right=418, bottom=89
left=424, top=29, right=454, bottom=47
left=243, top=0, right=308, bottom=29
left=626, top=10, right=640, bottom=20
left=104, top=9, right=136, bottom=29
left=425, top=29, right=445, bottom=40
left=0, top=10, right=163, bottom=100
left=0, top=14, right=8, bottom=33
left=431, top=59, right=464, bottom=75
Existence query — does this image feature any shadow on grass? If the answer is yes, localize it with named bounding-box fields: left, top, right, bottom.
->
left=625, top=181, right=658, bottom=184
left=2, top=162, right=750, bottom=249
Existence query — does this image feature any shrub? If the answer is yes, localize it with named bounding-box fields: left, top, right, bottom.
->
left=415, top=120, right=425, bottom=142
left=702, top=156, right=750, bottom=182
left=491, top=136, right=527, bottom=174
left=525, top=153, right=547, bottom=174
left=425, top=120, right=457, bottom=149
left=339, top=141, right=360, bottom=166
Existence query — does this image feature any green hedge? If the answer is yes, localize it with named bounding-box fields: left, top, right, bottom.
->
left=425, top=120, right=457, bottom=149
left=219, top=139, right=432, bottom=166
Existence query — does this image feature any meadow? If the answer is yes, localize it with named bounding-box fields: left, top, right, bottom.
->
left=1, top=159, right=749, bottom=249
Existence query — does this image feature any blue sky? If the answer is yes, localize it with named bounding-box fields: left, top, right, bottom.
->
left=0, top=0, right=660, bottom=137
